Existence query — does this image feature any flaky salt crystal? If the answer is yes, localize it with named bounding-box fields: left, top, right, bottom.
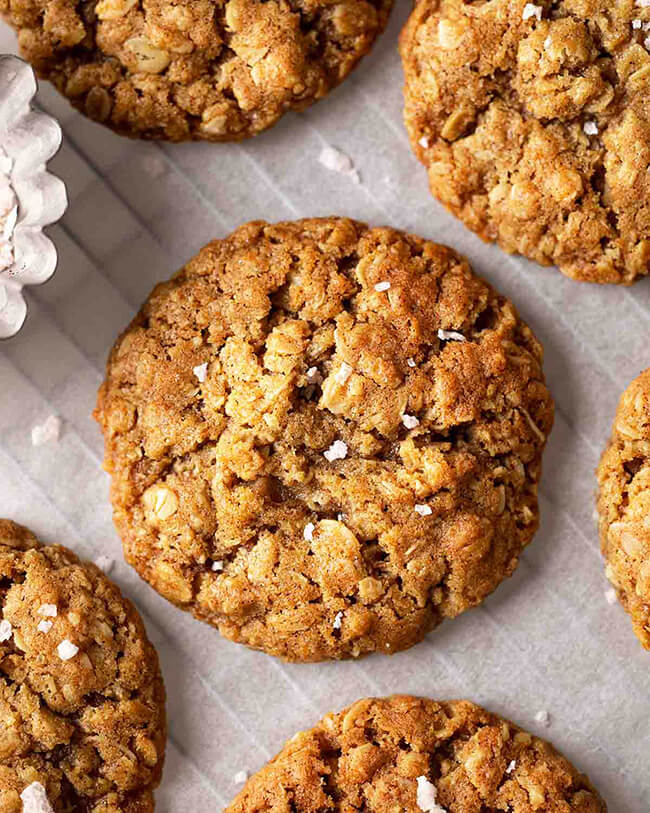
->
left=522, top=3, right=543, bottom=19
left=416, top=776, right=446, bottom=812
left=31, top=415, right=62, bottom=446
left=437, top=329, right=466, bottom=342
left=193, top=362, right=208, bottom=383
left=20, top=782, right=54, bottom=813
left=57, top=639, right=79, bottom=661
left=402, top=414, right=420, bottom=429
left=324, top=440, right=348, bottom=462
left=318, top=146, right=360, bottom=184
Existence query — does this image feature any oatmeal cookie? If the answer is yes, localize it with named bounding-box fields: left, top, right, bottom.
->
left=0, top=519, right=166, bottom=812
left=95, top=217, right=553, bottom=662
left=598, top=369, right=650, bottom=648
left=226, top=695, right=606, bottom=812
left=0, top=0, right=391, bottom=141
left=400, top=0, right=650, bottom=284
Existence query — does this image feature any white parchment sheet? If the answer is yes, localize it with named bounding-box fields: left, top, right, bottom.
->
left=1, top=3, right=649, bottom=809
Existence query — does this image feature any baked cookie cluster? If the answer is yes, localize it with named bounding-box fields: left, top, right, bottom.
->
left=400, top=0, right=650, bottom=283
left=96, top=217, right=553, bottom=662
left=0, top=0, right=391, bottom=140
left=226, top=695, right=606, bottom=812
left=0, top=520, right=166, bottom=812
left=598, top=369, right=650, bottom=648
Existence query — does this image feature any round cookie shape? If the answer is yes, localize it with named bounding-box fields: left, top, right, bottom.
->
left=95, top=217, right=554, bottom=662
left=0, top=0, right=391, bottom=142
left=598, top=369, right=650, bottom=648
left=400, top=0, right=650, bottom=284
left=226, top=695, right=606, bottom=812
left=0, top=520, right=166, bottom=812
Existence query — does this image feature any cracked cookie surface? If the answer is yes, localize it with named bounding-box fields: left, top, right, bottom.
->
left=95, top=217, right=553, bottom=662
left=225, top=695, right=606, bottom=812
left=400, top=0, right=650, bottom=284
left=598, top=369, right=650, bottom=648
left=0, top=520, right=166, bottom=813
left=0, top=0, right=391, bottom=141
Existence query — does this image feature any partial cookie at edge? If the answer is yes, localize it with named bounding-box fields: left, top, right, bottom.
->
left=0, top=519, right=166, bottom=812
left=0, top=0, right=392, bottom=141
left=400, top=0, right=650, bottom=283
left=226, top=695, right=606, bottom=812
left=597, top=368, right=650, bottom=648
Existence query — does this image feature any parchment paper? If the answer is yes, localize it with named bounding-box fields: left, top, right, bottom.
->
left=1, top=5, right=649, bottom=809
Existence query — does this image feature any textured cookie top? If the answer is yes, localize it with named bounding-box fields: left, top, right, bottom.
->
left=0, top=0, right=390, bottom=141
left=0, top=520, right=166, bottom=813
left=226, top=695, right=606, bottom=812
left=400, top=0, right=650, bottom=284
left=598, top=369, right=650, bottom=648
left=96, top=217, right=553, bottom=662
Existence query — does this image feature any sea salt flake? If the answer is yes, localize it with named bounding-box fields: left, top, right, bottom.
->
left=20, top=781, right=54, bottom=813
left=402, top=413, right=420, bottom=429
left=506, top=760, right=516, bottom=774
left=644, top=33, right=650, bottom=48
left=306, top=366, right=322, bottom=384
left=193, top=362, right=208, bottom=383
left=333, top=611, right=343, bottom=630
left=535, top=709, right=551, bottom=726
left=57, top=639, right=79, bottom=661
left=0, top=619, right=12, bottom=642
left=636, top=0, right=650, bottom=8
left=335, top=362, right=352, bottom=385
left=304, top=522, right=315, bottom=542
left=374, top=281, right=391, bottom=292
left=437, top=328, right=466, bottom=342
left=407, top=357, right=416, bottom=367
left=318, top=146, right=360, bottom=184
left=416, top=776, right=447, bottom=812
left=94, top=555, right=114, bottom=574
left=37, top=620, right=53, bottom=634
left=543, top=35, right=552, bottom=47
left=38, top=604, right=57, bottom=618
left=632, top=17, right=643, bottom=27
left=31, top=415, right=62, bottom=446
left=233, top=770, right=248, bottom=784
left=522, top=2, right=543, bottom=19
left=324, top=440, right=348, bottom=462
left=419, top=135, right=430, bottom=148
left=583, top=120, right=598, bottom=135
left=212, top=560, right=224, bottom=572
left=414, top=504, right=432, bottom=516
left=605, top=588, right=617, bottom=605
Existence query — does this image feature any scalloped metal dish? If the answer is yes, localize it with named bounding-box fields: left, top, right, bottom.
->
left=0, top=55, right=67, bottom=339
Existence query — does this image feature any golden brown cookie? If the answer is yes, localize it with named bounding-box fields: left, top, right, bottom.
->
left=597, top=369, right=650, bottom=648
left=0, top=519, right=166, bottom=812
left=95, top=217, right=554, bottom=662
left=226, top=695, right=606, bottom=812
left=0, top=0, right=391, bottom=141
left=400, top=0, right=650, bottom=284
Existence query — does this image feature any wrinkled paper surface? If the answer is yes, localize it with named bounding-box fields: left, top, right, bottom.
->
left=1, top=9, right=649, bottom=810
